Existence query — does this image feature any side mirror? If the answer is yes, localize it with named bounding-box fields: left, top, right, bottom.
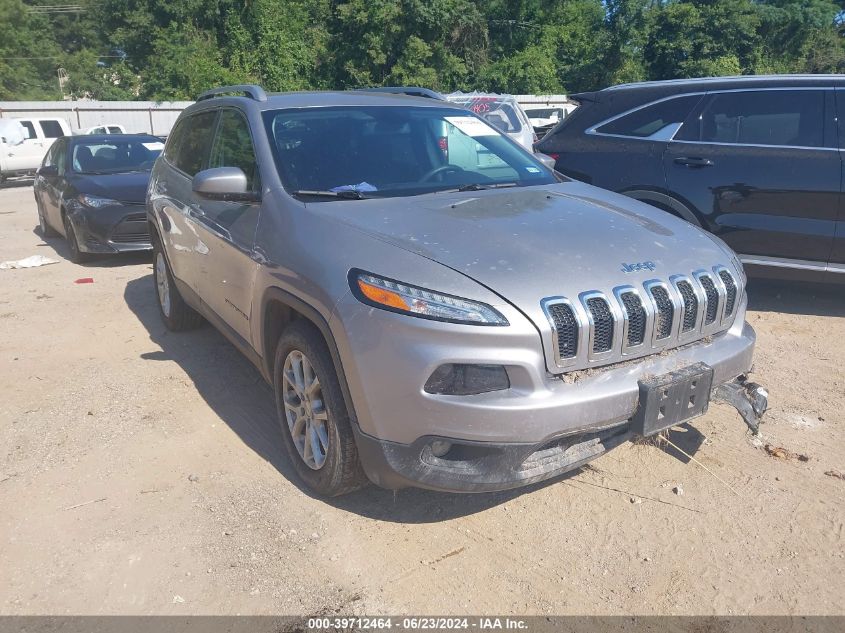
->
left=37, top=165, right=58, bottom=177
left=534, top=152, right=557, bottom=171
left=192, top=167, right=258, bottom=201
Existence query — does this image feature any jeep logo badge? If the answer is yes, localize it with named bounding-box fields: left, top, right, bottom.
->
left=621, top=261, right=657, bottom=273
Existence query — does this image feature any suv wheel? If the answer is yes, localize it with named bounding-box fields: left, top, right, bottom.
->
left=62, top=213, right=90, bottom=263
left=37, top=199, right=58, bottom=237
left=152, top=239, right=203, bottom=331
left=274, top=321, right=368, bottom=496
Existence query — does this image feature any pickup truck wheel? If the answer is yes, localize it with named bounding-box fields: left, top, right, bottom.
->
left=274, top=321, right=368, bottom=497
left=152, top=241, right=203, bottom=331
left=37, top=199, right=58, bottom=237
left=62, top=214, right=91, bottom=264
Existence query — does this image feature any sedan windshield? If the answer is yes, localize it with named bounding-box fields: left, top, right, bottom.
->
left=72, top=137, right=164, bottom=174
left=263, top=106, right=555, bottom=199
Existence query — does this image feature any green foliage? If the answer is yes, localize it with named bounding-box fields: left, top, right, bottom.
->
left=0, top=0, right=843, bottom=100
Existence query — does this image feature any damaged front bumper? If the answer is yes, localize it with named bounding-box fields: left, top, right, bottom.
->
left=713, top=375, right=769, bottom=434
left=66, top=203, right=152, bottom=254
left=354, top=368, right=769, bottom=493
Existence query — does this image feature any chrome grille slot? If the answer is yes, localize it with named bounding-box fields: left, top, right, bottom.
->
left=699, top=275, right=719, bottom=325
left=650, top=286, right=674, bottom=340
left=548, top=303, right=578, bottom=360
left=676, top=280, right=697, bottom=332
left=620, top=292, right=646, bottom=347
left=586, top=297, right=614, bottom=353
left=719, top=270, right=737, bottom=316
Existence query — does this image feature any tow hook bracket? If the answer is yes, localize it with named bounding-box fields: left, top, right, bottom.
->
left=713, top=375, right=769, bottom=434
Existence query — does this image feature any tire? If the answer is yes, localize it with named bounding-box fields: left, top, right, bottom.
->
left=62, top=212, right=91, bottom=263
left=273, top=320, right=368, bottom=497
left=152, top=239, right=204, bottom=331
left=36, top=198, right=58, bottom=237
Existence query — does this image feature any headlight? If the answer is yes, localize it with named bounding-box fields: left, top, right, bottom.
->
left=78, top=194, right=122, bottom=208
left=703, top=232, right=746, bottom=284
left=730, top=252, right=747, bottom=285
left=350, top=270, right=508, bottom=326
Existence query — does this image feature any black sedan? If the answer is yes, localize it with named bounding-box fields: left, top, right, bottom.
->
left=33, top=134, right=164, bottom=263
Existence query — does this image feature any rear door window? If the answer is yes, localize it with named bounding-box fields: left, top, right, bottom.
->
left=39, top=120, right=65, bottom=138
left=596, top=95, right=702, bottom=139
left=173, top=110, right=218, bottom=176
left=676, top=90, right=825, bottom=148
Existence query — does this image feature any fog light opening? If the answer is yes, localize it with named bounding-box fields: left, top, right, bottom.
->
left=424, top=363, right=510, bottom=396
left=430, top=440, right=452, bottom=458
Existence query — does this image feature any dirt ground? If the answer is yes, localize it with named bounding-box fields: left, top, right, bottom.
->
left=0, top=182, right=843, bottom=616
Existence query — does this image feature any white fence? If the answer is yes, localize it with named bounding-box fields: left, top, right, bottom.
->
left=0, top=94, right=578, bottom=136
left=0, top=101, right=194, bottom=136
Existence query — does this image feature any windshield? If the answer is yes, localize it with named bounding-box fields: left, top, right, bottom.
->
left=263, top=106, right=554, bottom=199
left=72, top=137, right=164, bottom=174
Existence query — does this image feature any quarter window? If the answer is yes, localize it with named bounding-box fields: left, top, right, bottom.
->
left=678, top=90, right=825, bottom=148
left=163, top=120, right=185, bottom=164
left=39, top=120, right=65, bottom=138
left=173, top=110, right=218, bottom=176
left=55, top=141, right=67, bottom=173
left=209, top=110, right=260, bottom=192
left=41, top=142, right=57, bottom=167
left=596, top=95, right=702, bottom=139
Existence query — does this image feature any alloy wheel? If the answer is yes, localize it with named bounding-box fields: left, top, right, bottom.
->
left=155, top=252, right=171, bottom=318
left=281, top=350, right=329, bottom=470
left=64, top=217, right=78, bottom=257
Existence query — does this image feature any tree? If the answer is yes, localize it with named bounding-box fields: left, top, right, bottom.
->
left=0, top=0, right=62, bottom=99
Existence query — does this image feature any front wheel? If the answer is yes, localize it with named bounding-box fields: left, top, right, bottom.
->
left=63, top=213, right=91, bottom=263
left=152, top=240, right=203, bottom=331
left=274, top=320, right=368, bottom=496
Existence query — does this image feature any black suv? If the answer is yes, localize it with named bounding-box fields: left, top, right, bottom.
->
left=536, top=75, right=845, bottom=283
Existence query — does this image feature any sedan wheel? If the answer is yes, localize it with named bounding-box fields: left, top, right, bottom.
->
left=63, top=214, right=90, bottom=263
left=281, top=350, right=329, bottom=470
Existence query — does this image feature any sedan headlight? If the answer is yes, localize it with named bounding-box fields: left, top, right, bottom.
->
left=350, top=270, right=508, bottom=326
left=78, top=194, right=122, bottom=209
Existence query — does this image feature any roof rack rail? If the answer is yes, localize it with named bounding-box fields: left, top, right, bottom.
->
left=197, top=84, right=268, bottom=102
left=357, top=86, right=446, bottom=101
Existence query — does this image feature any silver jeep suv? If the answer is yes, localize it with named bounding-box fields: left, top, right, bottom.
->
left=148, top=85, right=767, bottom=496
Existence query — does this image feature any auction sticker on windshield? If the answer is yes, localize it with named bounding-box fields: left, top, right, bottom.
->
left=445, top=116, right=498, bottom=137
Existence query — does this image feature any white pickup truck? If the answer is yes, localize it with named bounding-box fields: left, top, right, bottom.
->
left=0, top=117, right=72, bottom=182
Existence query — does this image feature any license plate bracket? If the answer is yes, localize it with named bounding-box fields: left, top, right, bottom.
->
left=631, top=362, right=714, bottom=436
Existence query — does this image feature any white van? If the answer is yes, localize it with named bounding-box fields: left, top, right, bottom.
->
left=0, top=117, right=71, bottom=181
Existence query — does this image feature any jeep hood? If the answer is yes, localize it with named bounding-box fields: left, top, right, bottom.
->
left=309, top=181, right=734, bottom=313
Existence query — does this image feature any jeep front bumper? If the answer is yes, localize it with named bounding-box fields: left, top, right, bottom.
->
left=332, top=294, right=760, bottom=492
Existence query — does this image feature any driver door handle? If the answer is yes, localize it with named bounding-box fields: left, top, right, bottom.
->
left=674, top=156, right=714, bottom=168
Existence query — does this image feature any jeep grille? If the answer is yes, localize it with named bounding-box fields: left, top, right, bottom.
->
left=542, top=265, right=741, bottom=371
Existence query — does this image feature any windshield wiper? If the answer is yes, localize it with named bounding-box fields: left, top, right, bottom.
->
left=440, top=182, right=520, bottom=193
left=292, top=189, right=369, bottom=200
